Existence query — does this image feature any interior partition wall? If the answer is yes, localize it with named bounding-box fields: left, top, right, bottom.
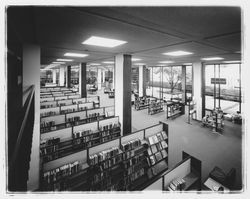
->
left=204, top=63, right=242, bottom=114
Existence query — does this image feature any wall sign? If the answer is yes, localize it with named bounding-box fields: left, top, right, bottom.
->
left=211, top=78, right=226, bottom=84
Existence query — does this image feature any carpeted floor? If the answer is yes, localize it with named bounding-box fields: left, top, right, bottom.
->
left=131, top=106, right=243, bottom=191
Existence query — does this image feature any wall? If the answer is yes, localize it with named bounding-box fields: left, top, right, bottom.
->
left=23, top=44, right=40, bottom=190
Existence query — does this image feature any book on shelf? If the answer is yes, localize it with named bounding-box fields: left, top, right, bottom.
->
left=155, top=152, right=163, bottom=162
left=156, top=133, right=164, bottom=141
left=151, top=145, right=157, bottom=154
left=147, top=148, right=152, bottom=156
left=161, top=149, right=168, bottom=158
left=161, top=131, right=168, bottom=139
left=160, top=140, right=168, bottom=149
left=149, top=155, right=156, bottom=165
left=155, top=142, right=163, bottom=151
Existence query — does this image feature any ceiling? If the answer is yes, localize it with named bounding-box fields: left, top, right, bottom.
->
left=7, top=6, right=242, bottom=68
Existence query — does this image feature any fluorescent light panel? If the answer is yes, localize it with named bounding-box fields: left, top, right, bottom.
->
left=82, top=36, right=127, bottom=47
left=57, top=58, right=73, bottom=62
left=52, top=61, right=65, bottom=64
left=201, top=57, right=224, bottom=61
left=64, top=53, right=88, bottom=58
left=223, top=60, right=241, bottom=63
left=132, top=58, right=142, bottom=61
left=89, top=63, right=101, bottom=66
left=102, top=61, right=114, bottom=64
left=158, top=61, right=174, bottom=64
left=163, top=50, right=193, bottom=56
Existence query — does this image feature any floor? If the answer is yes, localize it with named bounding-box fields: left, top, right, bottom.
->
left=89, top=88, right=243, bottom=191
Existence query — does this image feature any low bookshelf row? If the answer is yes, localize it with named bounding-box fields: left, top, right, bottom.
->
left=148, top=100, right=164, bottom=115
left=41, top=96, right=100, bottom=109
left=40, top=102, right=95, bottom=117
left=134, top=96, right=157, bottom=110
left=40, top=117, right=121, bottom=163
left=41, top=87, right=78, bottom=93
left=166, top=100, right=185, bottom=119
left=40, top=106, right=114, bottom=133
left=40, top=122, right=169, bottom=191
left=40, top=94, right=82, bottom=102
left=41, top=92, right=78, bottom=99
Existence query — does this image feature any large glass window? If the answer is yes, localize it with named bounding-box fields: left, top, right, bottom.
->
left=146, top=67, right=153, bottom=96
left=152, top=67, right=162, bottom=98
left=162, top=66, right=182, bottom=101
left=186, top=65, right=193, bottom=100
left=205, top=63, right=241, bottom=114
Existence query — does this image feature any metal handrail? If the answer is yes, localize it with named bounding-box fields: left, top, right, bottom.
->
left=9, top=85, right=35, bottom=169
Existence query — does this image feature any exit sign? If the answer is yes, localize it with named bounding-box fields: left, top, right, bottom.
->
left=211, top=78, right=227, bottom=84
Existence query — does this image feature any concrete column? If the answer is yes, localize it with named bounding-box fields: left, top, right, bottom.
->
left=193, top=62, right=204, bottom=121
left=102, top=70, right=106, bottom=83
left=181, top=65, right=187, bottom=103
left=59, top=66, right=65, bottom=86
left=115, top=54, right=132, bottom=135
left=111, top=67, right=114, bottom=90
left=79, top=63, right=87, bottom=98
left=97, top=68, right=102, bottom=90
left=67, top=65, right=71, bottom=88
left=23, top=44, right=40, bottom=191
left=139, top=65, right=147, bottom=97
left=52, top=69, right=56, bottom=84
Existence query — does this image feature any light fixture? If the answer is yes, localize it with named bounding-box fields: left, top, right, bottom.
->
left=82, top=36, right=127, bottom=48
left=132, top=58, right=142, bottom=61
left=158, top=61, right=174, bottom=64
left=163, top=50, right=193, bottom=56
left=133, top=63, right=146, bottom=65
left=89, top=63, right=101, bottom=66
left=44, top=64, right=59, bottom=70
left=201, top=57, right=224, bottom=61
left=223, top=60, right=241, bottom=63
left=64, top=53, right=88, bottom=58
left=56, top=58, right=73, bottom=62
left=156, top=64, right=167, bottom=66
left=183, top=63, right=192, bottom=65
left=52, top=61, right=65, bottom=64
left=102, top=61, right=114, bottom=64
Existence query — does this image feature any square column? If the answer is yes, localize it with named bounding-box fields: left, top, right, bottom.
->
left=115, top=54, right=132, bottom=135
left=193, top=62, right=205, bottom=120
left=66, top=65, right=71, bottom=88
left=79, top=63, right=87, bottom=98
left=97, top=68, right=102, bottom=90
left=52, top=69, right=56, bottom=84
left=181, top=65, right=187, bottom=103
left=59, top=67, right=65, bottom=86
left=139, top=65, right=147, bottom=97
left=102, top=70, right=105, bottom=83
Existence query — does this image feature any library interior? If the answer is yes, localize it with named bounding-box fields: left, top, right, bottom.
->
left=6, top=6, right=244, bottom=193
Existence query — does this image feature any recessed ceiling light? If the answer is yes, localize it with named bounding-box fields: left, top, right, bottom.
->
left=201, top=57, right=224, bottom=61
left=82, top=36, right=127, bottom=48
left=163, top=51, right=193, bottom=56
left=183, top=63, right=192, bottom=65
left=57, top=58, right=73, bottom=62
left=158, top=61, right=174, bottom=64
left=102, top=61, right=114, bottom=64
left=52, top=61, right=65, bottom=64
left=90, top=63, right=101, bottom=66
left=64, top=53, right=88, bottom=58
left=132, top=58, right=142, bottom=61
left=223, top=60, right=241, bottom=63
left=133, top=63, right=146, bottom=65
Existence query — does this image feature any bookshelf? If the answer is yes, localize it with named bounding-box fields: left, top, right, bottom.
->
left=40, top=117, right=121, bottom=163
left=40, top=122, right=169, bottom=191
left=202, top=108, right=224, bottom=133
left=134, top=96, right=157, bottom=111
left=166, top=100, right=185, bottom=119
left=148, top=100, right=164, bottom=115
